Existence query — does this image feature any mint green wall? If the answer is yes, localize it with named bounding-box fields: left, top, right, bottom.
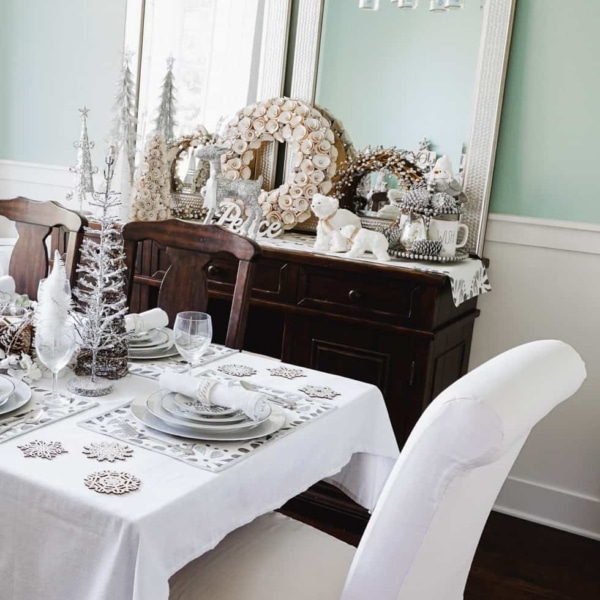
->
left=0, top=0, right=127, bottom=167
left=490, top=0, right=600, bottom=223
left=316, top=0, right=482, bottom=169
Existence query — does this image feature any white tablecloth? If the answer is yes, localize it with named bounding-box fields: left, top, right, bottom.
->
left=0, top=352, right=399, bottom=600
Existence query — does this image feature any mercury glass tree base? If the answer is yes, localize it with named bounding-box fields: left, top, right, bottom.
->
left=67, top=375, right=114, bottom=397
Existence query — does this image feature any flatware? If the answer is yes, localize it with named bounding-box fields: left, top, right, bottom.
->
left=0, top=408, right=43, bottom=433
left=239, top=381, right=297, bottom=409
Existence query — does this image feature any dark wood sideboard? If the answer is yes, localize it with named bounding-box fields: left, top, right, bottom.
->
left=129, top=236, right=480, bottom=534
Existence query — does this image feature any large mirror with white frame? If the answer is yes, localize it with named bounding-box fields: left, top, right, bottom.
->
left=126, top=0, right=515, bottom=255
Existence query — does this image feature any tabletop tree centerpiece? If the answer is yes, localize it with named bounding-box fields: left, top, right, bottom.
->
left=69, top=150, right=129, bottom=397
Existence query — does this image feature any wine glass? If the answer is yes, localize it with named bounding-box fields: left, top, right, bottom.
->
left=173, top=312, right=213, bottom=374
left=35, top=324, right=77, bottom=405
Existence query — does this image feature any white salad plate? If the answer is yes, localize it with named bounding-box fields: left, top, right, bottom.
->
left=146, top=390, right=272, bottom=432
left=161, top=393, right=246, bottom=423
left=0, top=375, right=15, bottom=407
left=129, top=345, right=180, bottom=360
left=131, top=395, right=286, bottom=442
left=128, top=328, right=171, bottom=349
left=0, top=379, right=33, bottom=417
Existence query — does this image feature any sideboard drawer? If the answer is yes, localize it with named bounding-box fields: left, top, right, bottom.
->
left=297, top=268, right=422, bottom=323
left=207, top=257, right=292, bottom=302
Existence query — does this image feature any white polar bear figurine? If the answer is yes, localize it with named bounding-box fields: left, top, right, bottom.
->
left=340, top=224, right=390, bottom=262
left=311, top=193, right=362, bottom=252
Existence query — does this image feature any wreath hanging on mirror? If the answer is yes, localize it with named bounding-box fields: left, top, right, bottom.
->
left=332, top=147, right=425, bottom=212
left=216, top=97, right=341, bottom=230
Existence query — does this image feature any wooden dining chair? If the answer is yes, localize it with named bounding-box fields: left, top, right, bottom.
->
left=122, top=220, right=261, bottom=350
left=168, top=340, right=586, bottom=600
left=0, top=197, right=88, bottom=300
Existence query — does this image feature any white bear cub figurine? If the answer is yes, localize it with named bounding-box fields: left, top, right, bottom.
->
left=311, top=193, right=362, bottom=252
left=340, top=225, right=390, bottom=262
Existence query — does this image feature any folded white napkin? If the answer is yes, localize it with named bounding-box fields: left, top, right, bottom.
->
left=159, top=370, right=271, bottom=421
left=125, top=308, right=169, bottom=333
left=0, top=275, right=16, bottom=295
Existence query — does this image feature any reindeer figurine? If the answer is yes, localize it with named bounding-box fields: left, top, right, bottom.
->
left=194, top=144, right=228, bottom=224
left=216, top=175, right=264, bottom=239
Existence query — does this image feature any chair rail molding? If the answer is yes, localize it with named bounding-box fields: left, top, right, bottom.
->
left=0, top=159, right=72, bottom=198
left=486, top=212, right=600, bottom=255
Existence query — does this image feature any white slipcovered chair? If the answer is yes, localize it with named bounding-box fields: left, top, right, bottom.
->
left=169, top=340, right=586, bottom=600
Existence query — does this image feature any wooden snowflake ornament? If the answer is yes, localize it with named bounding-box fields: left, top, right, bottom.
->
left=18, top=440, right=68, bottom=460
left=82, top=442, right=133, bottom=463
left=84, top=471, right=141, bottom=495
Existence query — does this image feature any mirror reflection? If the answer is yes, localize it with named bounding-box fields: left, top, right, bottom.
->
left=315, top=0, right=483, bottom=217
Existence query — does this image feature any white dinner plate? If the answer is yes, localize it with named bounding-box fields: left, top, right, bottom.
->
left=161, top=393, right=246, bottom=423
left=128, top=328, right=171, bottom=349
left=146, top=390, right=272, bottom=432
left=129, top=340, right=180, bottom=360
left=131, top=395, right=286, bottom=442
left=0, top=375, right=15, bottom=407
left=0, top=379, right=33, bottom=417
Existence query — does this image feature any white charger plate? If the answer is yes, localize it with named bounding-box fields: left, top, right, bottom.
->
left=0, top=379, right=33, bottom=417
left=161, top=393, right=245, bottom=423
left=0, top=375, right=15, bottom=407
left=131, top=395, right=286, bottom=442
left=129, top=345, right=181, bottom=360
left=146, top=390, right=272, bottom=432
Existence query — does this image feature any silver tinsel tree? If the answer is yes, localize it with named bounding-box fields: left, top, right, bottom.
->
left=109, top=51, right=137, bottom=182
left=70, top=154, right=129, bottom=395
left=154, top=56, right=177, bottom=143
left=66, top=106, right=98, bottom=211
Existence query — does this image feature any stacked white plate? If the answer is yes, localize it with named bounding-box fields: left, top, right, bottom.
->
left=128, top=328, right=179, bottom=360
left=0, top=374, right=33, bottom=418
left=131, top=389, right=286, bottom=442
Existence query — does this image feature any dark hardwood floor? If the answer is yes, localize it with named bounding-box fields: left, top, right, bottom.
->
left=279, top=509, right=600, bottom=599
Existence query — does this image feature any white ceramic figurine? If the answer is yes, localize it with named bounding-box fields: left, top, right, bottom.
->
left=311, top=193, right=362, bottom=252
left=340, top=224, right=390, bottom=262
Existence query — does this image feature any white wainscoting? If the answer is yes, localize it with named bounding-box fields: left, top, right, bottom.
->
left=474, top=213, right=600, bottom=540
left=2, top=160, right=599, bottom=538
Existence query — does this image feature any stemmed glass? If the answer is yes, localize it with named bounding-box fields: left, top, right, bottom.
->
left=173, top=312, right=213, bottom=374
left=35, top=324, right=77, bottom=405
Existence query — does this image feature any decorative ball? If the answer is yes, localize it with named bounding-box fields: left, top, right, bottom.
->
left=411, top=239, right=443, bottom=257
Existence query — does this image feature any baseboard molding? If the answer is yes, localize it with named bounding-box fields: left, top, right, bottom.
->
left=486, top=213, right=600, bottom=255
left=494, top=475, right=600, bottom=540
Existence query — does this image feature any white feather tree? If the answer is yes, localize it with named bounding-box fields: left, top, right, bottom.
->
left=34, top=251, right=73, bottom=335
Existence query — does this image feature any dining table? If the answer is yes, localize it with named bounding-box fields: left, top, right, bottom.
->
left=0, top=348, right=399, bottom=600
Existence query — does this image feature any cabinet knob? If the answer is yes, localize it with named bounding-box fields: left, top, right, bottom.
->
left=348, top=289, right=363, bottom=302
left=207, top=265, right=222, bottom=277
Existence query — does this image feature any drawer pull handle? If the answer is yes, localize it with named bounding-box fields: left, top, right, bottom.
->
left=207, top=265, right=222, bottom=277
left=348, top=289, right=363, bottom=302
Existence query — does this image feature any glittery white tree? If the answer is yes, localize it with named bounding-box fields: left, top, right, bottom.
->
left=130, top=133, right=172, bottom=221
left=154, top=56, right=177, bottom=143
left=70, top=155, right=129, bottom=396
left=66, top=106, right=98, bottom=212
left=108, top=51, right=138, bottom=221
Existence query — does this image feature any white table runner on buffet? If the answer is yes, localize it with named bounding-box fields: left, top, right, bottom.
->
left=260, top=231, right=491, bottom=306
left=0, top=352, right=399, bottom=600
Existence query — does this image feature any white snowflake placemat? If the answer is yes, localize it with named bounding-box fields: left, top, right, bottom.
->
left=78, top=384, right=335, bottom=472
left=128, top=344, right=238, bottom=380
left=0, top=391, right=98, bottom=445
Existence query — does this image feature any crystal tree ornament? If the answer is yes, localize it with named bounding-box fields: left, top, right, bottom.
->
left=154, top=56, right=177, bottom=144
left=130, top=133, right=172, bottom=221
left=108, top=51, right=138, bottom=221
left=66, top=106, right=98, bottom=212
left=69, top=155, right=129, bottom=397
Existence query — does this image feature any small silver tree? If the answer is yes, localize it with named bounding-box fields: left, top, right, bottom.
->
left=154, top=56, right=177, bottom=143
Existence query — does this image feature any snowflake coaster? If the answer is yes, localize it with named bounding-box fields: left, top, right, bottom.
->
left=18, top=440, right=68, bottom=460
left=82, top=442, right=133, bottom=463
left=84, top=471, right=141, bottom=495
left=268, top=366, right=306, bottom=380
left=217, top=364, right=257, bottom=377
left=299, top=385, right=341, bottom=400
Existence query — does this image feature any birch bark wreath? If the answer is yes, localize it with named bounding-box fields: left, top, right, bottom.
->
left=216, top=97, right=340, bottom=231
